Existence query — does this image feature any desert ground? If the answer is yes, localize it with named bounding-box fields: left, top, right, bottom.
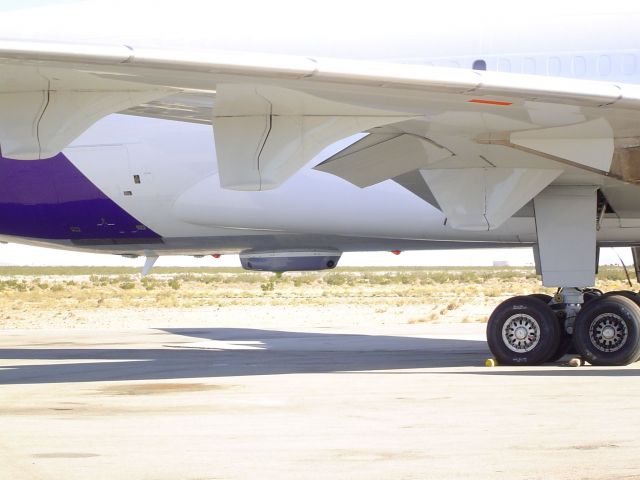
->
left=2, top=266, right=640, bottom=480
left=0, top=265, right=632, bottom=329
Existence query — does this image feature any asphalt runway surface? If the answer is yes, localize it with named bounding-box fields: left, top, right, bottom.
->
left=1, top=324, right=640, bottom=480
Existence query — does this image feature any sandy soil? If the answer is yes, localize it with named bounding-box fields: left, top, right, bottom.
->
left=0, top=268, right=632, bottom=330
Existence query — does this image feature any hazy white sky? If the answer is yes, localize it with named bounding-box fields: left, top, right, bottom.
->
left=1, top=243, right=633, bottom=271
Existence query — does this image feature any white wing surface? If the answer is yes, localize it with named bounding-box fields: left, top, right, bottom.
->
left=2, top=40, right=640, bottom=229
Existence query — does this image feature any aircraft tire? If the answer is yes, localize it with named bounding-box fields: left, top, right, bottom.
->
left=525, top=293, right=572, bottom=362
left=487, top=296, right=561, bottom=365
left=547, top=330, right=573, bottom=363
left=574, top=294, right=640, bottom=366
left=602, top=290, right=640, bottom=306
left=527, top=293, right=552, bottom=304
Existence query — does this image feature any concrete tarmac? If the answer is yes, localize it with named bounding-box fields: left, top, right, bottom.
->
left=1, top=324, right=640, bottom=480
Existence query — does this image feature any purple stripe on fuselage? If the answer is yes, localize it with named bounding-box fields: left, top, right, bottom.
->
left=0, top=153, right=160, bottom=240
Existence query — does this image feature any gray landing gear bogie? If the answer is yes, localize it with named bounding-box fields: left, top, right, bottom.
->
left=487, top=289, right=640, bottom=367
left=583, top=288, right=604, bottom=301
left=487, top=296, right=561, bottom=366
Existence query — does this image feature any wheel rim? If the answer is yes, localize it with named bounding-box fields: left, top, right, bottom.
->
left=589, top=313, right=628, bottom=353
left=502, top=314, right=541, bottom=353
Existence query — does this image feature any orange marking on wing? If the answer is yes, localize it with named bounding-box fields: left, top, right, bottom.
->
left=468, top=99, right=513, bottom=106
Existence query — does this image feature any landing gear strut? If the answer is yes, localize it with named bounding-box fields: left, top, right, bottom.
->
left=484, top=185, right=640, bottom=366
left=487, top=289, right=640, bottom=366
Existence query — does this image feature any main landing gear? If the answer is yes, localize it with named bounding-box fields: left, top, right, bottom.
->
left=487, top=288, right=640, bottom=366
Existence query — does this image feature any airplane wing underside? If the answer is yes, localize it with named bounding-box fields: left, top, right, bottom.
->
left=2, top=40, right=640, bottom=229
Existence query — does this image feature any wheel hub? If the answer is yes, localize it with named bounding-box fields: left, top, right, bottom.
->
left=589, top=313, right=628, bottom=353
left=514, top=327, right=528, bottom=340
left=601, top=326, right=616, bottom=340
left=502, top=314, right=541, bottom=353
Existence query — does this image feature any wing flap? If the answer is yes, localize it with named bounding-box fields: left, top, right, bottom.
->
left=315, top=133, right=451, bottom=188
left=213, top=84, right=413, bottom=190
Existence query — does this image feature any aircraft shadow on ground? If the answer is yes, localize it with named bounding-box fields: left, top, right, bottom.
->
left=0, top=328, right=638, bottom=384
left=0, top=327, right=485, bottom=385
